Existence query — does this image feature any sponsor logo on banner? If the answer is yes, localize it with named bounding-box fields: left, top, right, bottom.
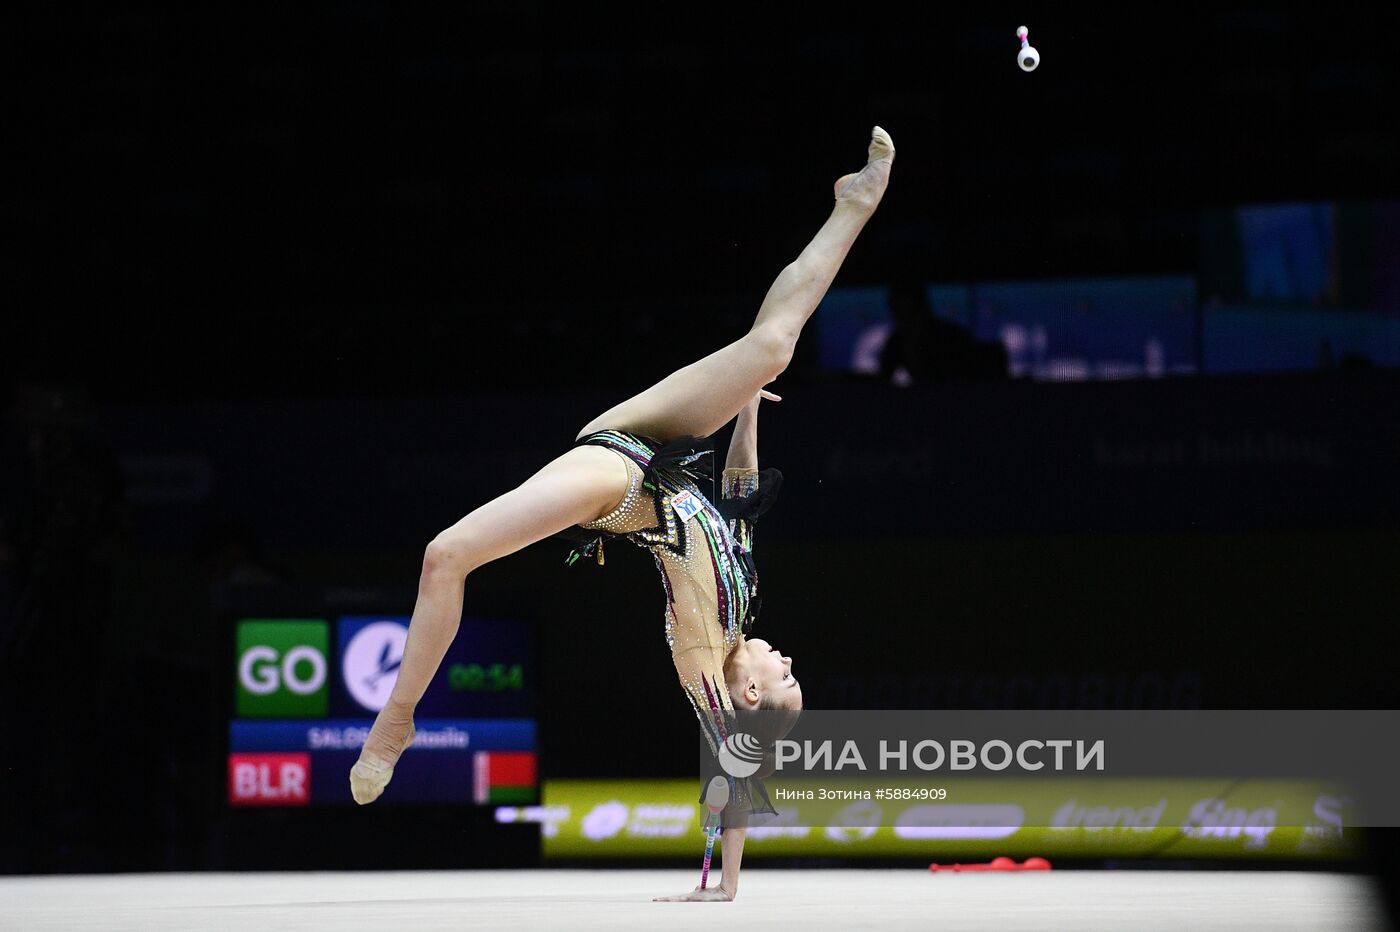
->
left=1181, top=798, right=1276, bottom=849
left=1051, top=798, right=1166, bottom=831
left=236, top=620, right=329, bottom=718
left=338, top=617, right=409, bottom=712
left=746, top=808, right=813, bottom=840
left=582, top=802, right=631, bottom=841
left=495, top=805, right=572, bottom=838
left=1298, top=795, right=1347, bottom=852
left=892, top=804, right=1024, bottom=839
left=229, top=753, right=311, bottom=806
left=579, top=801, right=694, bottom=841
left=823, top=800, right=881, bottom=843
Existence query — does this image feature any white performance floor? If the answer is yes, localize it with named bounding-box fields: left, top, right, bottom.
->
left=0, top=869, right=1387, bottom=931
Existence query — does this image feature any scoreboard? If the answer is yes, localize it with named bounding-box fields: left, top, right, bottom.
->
left=226, top=609, right=537, bottom=808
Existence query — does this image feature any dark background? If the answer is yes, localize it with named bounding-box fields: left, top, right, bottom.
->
left=11, top=3, right=1397, bottom=397
left=2, top=0, right=1398, bottom=905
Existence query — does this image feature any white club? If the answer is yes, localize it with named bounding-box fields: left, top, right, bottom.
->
left=1017, top=25, right=1040, bottom=72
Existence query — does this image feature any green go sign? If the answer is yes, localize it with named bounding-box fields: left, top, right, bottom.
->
left=236, top=620, right=329, bottom=718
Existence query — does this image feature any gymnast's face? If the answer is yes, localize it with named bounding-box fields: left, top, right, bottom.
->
left=739, top=637, right=802, bottom=712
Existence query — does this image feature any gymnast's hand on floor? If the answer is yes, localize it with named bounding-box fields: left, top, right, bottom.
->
left=349, top=697, right=417, bottom=805
left=653, top=885, right=735, bottom=902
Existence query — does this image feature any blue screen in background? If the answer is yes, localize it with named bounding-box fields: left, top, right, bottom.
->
left=818, top=276, right=1197, bottom=382
left=968, top=276, right=1197, bottom=381
left=1234, top=203, right=1334, bottom=305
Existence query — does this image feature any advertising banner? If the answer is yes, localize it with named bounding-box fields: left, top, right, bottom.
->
left=509, top=778, right=1357, bottom=861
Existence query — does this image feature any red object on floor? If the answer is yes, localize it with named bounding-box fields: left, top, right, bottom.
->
left=928, top=856, right=1052, bottom=872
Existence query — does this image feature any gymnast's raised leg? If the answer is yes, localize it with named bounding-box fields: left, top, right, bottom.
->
left=350, top=126, right=895, bottom=803
left=574, top=127, right=895, bottom=444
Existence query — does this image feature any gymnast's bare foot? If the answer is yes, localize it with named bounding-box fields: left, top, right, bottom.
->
left=833, top=125, right=895, bottom=212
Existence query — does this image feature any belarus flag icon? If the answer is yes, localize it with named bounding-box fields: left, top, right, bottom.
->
left=473, top=751, right=537, bottom=805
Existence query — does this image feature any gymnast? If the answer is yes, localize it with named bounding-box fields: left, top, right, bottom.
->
left=351, top=126, right=895, bottom=901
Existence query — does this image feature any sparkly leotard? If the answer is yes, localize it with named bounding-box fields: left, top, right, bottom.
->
left=568, top=429, right=781, bottom=820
